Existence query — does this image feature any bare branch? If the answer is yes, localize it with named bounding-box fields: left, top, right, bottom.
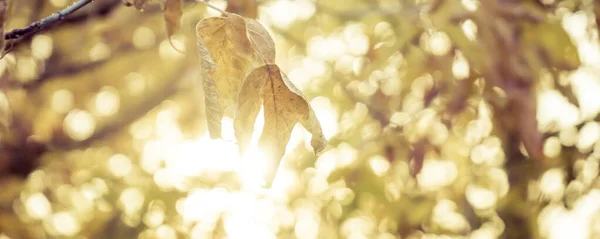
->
left=4, top=0, right=95, bottom=40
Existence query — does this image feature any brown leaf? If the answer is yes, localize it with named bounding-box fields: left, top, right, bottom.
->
left=226, top=0, right=258, bottom=19
left=163, top=0, right=183, bottom=48
left=196, top=13, right=254, bottom=138
left=234, top=64, right=327, bottom=184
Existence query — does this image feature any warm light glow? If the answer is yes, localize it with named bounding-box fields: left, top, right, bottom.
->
left=417, top=159, right=458, bottom=190
left=25, top=193, right=52, bottom=220
left=63, top=109, right=96, bottom=141
left=262, top=0, right=315, bottom=28
left=94, top=86, right=121, bottom=116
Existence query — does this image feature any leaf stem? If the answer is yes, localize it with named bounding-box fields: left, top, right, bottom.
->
left=197, top=0, right=227, bottom=15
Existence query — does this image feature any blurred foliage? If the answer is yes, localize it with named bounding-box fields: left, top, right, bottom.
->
left=0, top=0, right=599, bottom=239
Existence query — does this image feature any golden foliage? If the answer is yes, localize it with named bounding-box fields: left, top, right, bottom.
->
left=0, top=0, right=600, bottom=239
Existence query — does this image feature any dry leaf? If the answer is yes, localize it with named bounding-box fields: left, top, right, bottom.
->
left=162, top=0, right=183, bottom=44
left=196, top=13, right=254, bottom=138
left=234, top=64, right=327, bottom=184
left=197, top=36, right=220, bottom=138
left=246, top=19, right=276, bottom=64
left=226, top=0, right=258, bottom=19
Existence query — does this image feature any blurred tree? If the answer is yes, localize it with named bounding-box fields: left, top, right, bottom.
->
left=0, top=0, right=599, bottom=239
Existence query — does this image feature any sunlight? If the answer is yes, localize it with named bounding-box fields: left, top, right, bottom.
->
left=239, top=147, right=271, bottom=189
left=31, top=35, right=53, bottom=60
left=461, top=0, right=480, bottom=11
left=63, top=109, right=96, bottom=141
left=427, top=31, right=451, bottom=56
left=452, top=51, right=470, bottom=79
left=24, top=193, right=52, bottom=220
left=8, top=0, right=600, bottom=238
left=88, top=42, right=111, bottom=62
left=417, top=159, right=458, bottom=191
left=262, top=0, right=315, bottom=28
left=307, top=36, right=347, bottom=61
left=570, top=68, right=600, bottom=119
left=159, top=39, right=186, bottom=59
left=49, top=212, right=80, bottom=237
left=94, top=86, right=120, bottom=116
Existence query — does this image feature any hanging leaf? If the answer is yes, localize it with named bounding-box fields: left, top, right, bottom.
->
left=234, top=64, right=327, bottom=184
left=196, top=13, right=254, bottom=138
left=226, top=0, right=258, bottom=19
left=246, top=19, right=276, bottom=64
left=162, top=0, right=183, bottom=50
left=197, top=36, right=220, bottom=138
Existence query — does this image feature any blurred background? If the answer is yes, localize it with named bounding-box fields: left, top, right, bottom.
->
left=0, top=0, right=600, bottom=238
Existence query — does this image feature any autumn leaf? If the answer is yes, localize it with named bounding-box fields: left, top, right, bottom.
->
left=196, top=13, right=254, bottom=138
left=226, top=0, right=258, bottom=19
left=162, top=0, right=183, bottom=51
left=234, top=64, right=327, bottom=184
left=197, top=35, right=220, bottom=138
left=246, top=18, right=276, bottom=64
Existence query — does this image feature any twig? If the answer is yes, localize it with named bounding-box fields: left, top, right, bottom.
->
left=4, top=0, right=94, bottom=40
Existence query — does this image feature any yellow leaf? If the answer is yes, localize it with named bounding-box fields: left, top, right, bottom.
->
left=197, top=35, right=220, bottom=138
left=196, top=14, right=254, bottom=138
left=234, top=64, right=327, bottom=185
left=226, top=0, right=258, bottom=19
left=246, top=18, right=276, bottom=64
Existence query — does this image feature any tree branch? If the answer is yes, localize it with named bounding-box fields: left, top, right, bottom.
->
left=4, top=0, right=95, bottom=40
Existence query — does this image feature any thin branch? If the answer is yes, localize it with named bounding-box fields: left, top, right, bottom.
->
left=4, top=0, right=94, bottom=40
